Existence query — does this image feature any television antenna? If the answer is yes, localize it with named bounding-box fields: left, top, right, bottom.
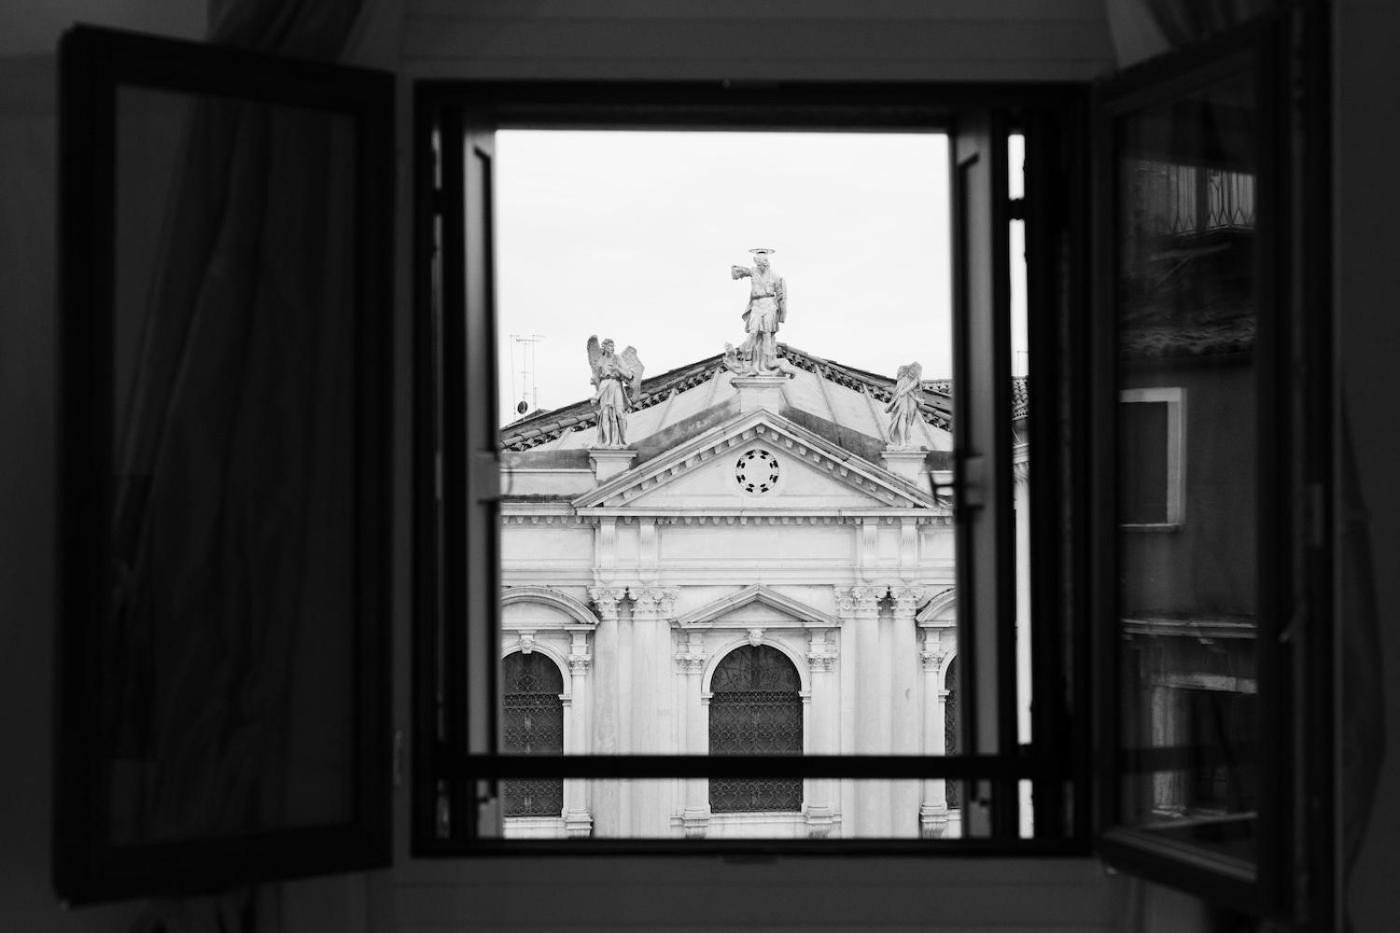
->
left=509, top=334, right=544, bottom=415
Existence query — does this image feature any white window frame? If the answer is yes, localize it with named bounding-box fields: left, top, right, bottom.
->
left=1119, top=386, right=1187, bottom=530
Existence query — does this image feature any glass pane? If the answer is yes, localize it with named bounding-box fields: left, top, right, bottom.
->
left=108, top=86, right=357, bottom=842
left=1114, top=74, right=1258, bottom=863
left=490, top=129, right=982, bottom=841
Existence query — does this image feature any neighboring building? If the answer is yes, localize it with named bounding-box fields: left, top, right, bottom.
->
left=496, top=342, right=1030, bottom=840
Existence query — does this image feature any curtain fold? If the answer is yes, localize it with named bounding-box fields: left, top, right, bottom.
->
left=107, top=0, right=365, bottom=845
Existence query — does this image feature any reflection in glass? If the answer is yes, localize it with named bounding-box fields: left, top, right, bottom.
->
left=1115, top=75, right=1258, bottom=863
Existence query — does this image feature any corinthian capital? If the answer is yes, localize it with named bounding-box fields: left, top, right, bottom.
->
left=890, top=585, right=926, bottom=618
left=587, top=585, right=628, bottom=620
left=631, top=585, right=680, bottom=618
left=834, top=584, right=884, bottom=616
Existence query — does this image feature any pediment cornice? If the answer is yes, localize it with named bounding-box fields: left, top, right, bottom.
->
left=672, top=583, right=841, bottom=630
left=571, top=409, right=939, bottom=512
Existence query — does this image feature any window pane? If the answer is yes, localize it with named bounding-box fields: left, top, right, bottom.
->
left=1114, top=74, right=1258, bottom=864
left=489, top=129, right=978, bottom=841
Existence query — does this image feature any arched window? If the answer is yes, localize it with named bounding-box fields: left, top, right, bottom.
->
left=944, top=658, right=960, bottom=808
left=708, top=645, right=802, bottom=812
left=501, top=652, right=564, bottom=817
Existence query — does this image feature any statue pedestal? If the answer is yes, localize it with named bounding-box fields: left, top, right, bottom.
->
left=881, top=448, right=929, bottom=485
left=731, top=374, right=788, bottom=414
left=589, top=448, right=637, bottom=482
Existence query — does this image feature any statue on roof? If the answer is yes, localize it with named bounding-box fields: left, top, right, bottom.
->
left=586, top=335, right=644, bottom=448
left=726, top=249, right=794, bottom=377
left=885, top=361, right=925, bottom=449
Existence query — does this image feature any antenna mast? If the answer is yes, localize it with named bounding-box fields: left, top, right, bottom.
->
left=510, top=333, right=545, bottom=414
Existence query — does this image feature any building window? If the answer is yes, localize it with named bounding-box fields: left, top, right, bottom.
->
left=501, top=651, right=565, bottom=817
left=1119, top=387, right=1185, bottom=527
left=708, top=646, right=803, bottom=813
left=944, top=659, right=961, bottom=808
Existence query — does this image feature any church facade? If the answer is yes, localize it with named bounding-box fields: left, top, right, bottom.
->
left=495, top=344, right=1029, bottom=840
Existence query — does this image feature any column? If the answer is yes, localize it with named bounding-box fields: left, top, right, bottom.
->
left=675, top=630, right=709, bottom=838
left=837, top=584, right=884, bottom=837
left=586, top=585, right=626, bottom=837
left=564, top=631, right=593, bottom=837
left=919, top=629, right=950, bottom=839
left=630, top=586, right=678, bottom=836
left=805, top=630, right=840, bottom=838
left=890, top=586, right=924, bottom=837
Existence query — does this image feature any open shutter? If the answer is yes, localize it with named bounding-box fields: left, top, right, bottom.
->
left=55, top=25, right=394, bottom=903
left=1091, top=15, right=1333, bottom=923
left=949, top=111, right=1017, bottom=840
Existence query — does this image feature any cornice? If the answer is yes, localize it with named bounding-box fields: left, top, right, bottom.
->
left=571, top=409, right=940, bottom=512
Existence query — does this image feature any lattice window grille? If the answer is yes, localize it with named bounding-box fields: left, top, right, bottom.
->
left=708, top=645, right=803, bottom=813
left=501, top=652, right=565, bottom=818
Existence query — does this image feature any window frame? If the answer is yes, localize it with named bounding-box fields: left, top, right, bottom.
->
left=54, top=25, right=395, bottom=904
left=412, top=79, right=1092, bottom=858
left=1118, top=386, right=1187, bottom=529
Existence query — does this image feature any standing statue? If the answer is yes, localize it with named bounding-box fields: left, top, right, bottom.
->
left=885, top=361, right=925, bottom=449
left=726, top=248, right=792, bottom=376
left=586, top=335, right=644, bottom=448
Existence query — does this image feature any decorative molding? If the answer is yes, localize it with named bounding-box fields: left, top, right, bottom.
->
left=921, top=630, right=948, bottom=674
left=805, top=805, right=837, bottom=839
left=564, top=809, right=594, bottom=838
left=915, top=587, right=958, bottom=626
left=681, top=807, right=710, bottom=840
left=502, top=586, right=601, bottom=630
left=890, top=585, right=926, bottom=617
left=673, top=631, right=707, bottom=675
left=586, top=585, right=628, bottom=621
left=672, top=583, right=841, bottom=631
left=835, top=584, right=884, bottom=616
left=574, top=512, right=949, bottom=526
left=807, top=631, right=839, bottom=672
left=631, top=585, right=680, bottom=618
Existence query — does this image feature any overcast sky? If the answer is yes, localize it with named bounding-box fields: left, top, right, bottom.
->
left=495, top=130, right=1025, bottom=424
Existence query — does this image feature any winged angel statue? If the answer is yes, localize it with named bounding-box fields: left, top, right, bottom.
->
left=586, top=335, right=644, bottom=448
left=884, top=361, right=925, bottom=449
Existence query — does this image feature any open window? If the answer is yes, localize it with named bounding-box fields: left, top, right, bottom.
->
left=54, top=26, right=394, bottom=903
left=1091, top=14, right=1333, bottom=923
left=413, top=83, right=1087, bottom=854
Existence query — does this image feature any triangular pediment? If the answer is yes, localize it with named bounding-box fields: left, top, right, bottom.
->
left=572, top=409, right=939, bottom=512
left=673, top=584, right=840, bottom=630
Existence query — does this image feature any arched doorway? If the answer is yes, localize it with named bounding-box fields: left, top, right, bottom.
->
left=501, top=651, right=564, bottom=817
left=708, top=645, right=803, bottom=812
